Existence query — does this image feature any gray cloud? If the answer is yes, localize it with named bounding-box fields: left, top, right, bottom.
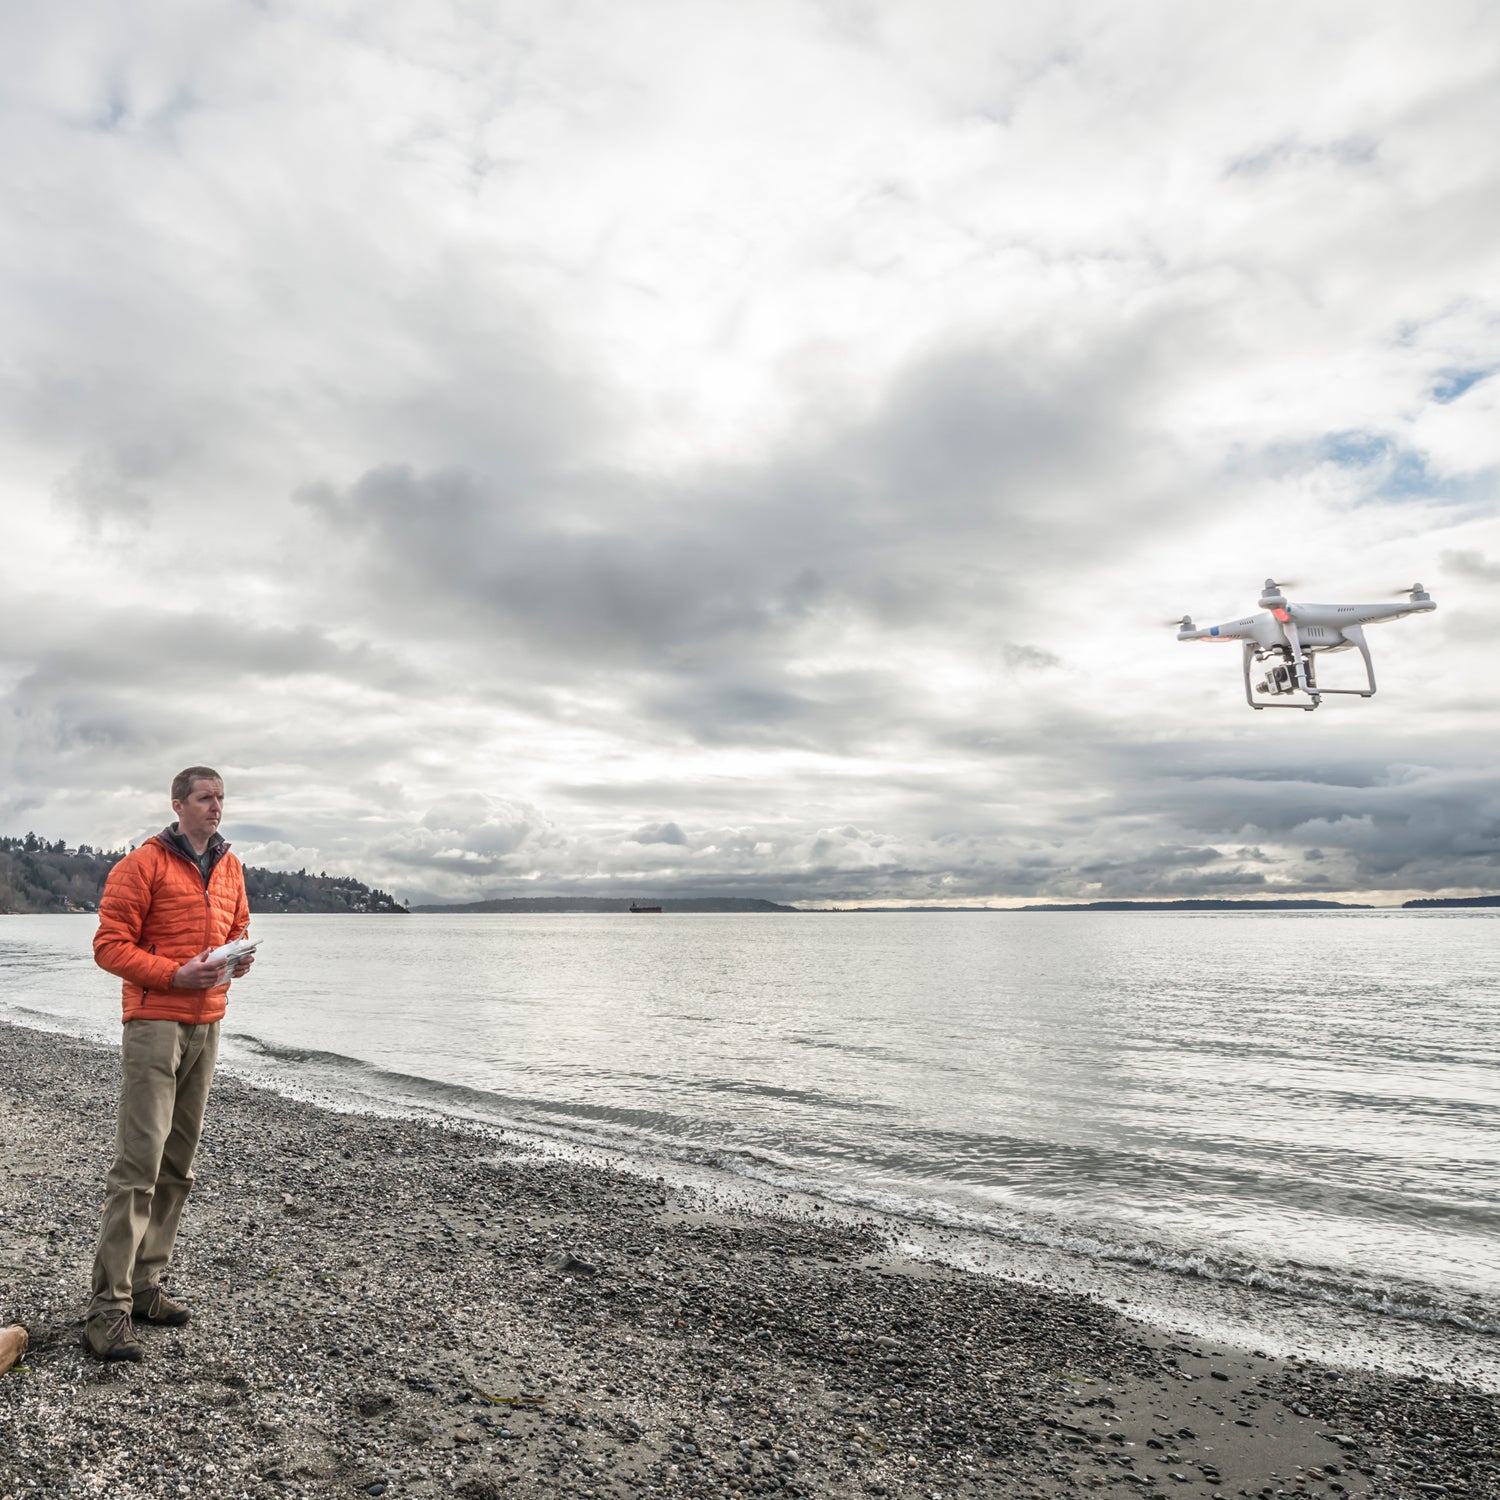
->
left=1226, top=134, right=1380, bottom=178
left=0, top=606, right=408, bottom=689
left=632, top=822, right=688, bottom=846
left=2, top=1, right=1498, bottom=905
left=319, top=724, right=1500, bottom=904
left=1441, top=549, right=1500, bottom=584
left=54, top=443, right=161, bottom=532
left=280, top=323, right=1193, bottom=771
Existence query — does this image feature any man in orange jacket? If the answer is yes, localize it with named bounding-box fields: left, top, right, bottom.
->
left=85, top=766, right=254, bottom=1362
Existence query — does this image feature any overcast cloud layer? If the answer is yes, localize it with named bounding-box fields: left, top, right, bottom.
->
left=3, top=0, right=1498, bottom=905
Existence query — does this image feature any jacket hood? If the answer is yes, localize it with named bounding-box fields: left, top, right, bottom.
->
left=155, top=824, right=229, bottom=860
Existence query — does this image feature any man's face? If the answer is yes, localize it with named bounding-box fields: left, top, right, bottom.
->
left=172, top=778, right=225, bottom=846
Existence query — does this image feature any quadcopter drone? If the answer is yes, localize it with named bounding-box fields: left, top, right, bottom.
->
left=1175, top=579, right=1436, bottom=710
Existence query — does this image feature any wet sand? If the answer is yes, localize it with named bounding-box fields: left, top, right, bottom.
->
left=1, top=1021, right=1495, bottom=1499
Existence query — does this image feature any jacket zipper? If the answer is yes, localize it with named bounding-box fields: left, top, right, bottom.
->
left=147, top=836, right=228, bottom=1021
left=200, top=878, right=213, bottom=1022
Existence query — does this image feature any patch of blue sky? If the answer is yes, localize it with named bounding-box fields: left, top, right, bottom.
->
left=1320, top=431, right=1389, bottom=468
left=1430, top=368, right=1492, bottom=404
left=1315, top=430, right=1497, bottom=509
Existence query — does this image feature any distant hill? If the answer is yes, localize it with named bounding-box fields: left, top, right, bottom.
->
left=1013, top=898, right=1371, bottom=911
left=841, top=899, right=1372, bottom=912
left=409, top=896, right=799, bottom=914
left=1401, top=895, right=1500, bottom=908
left=0, top=833, right=405, bottom=915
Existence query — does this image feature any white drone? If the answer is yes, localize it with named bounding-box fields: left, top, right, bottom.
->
left=1175, top=579, right=1436, bottom=710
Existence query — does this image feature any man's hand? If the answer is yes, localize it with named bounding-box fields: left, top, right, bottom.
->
left=173, top=951, right=231, bottom=989
left=232, top=950, right=255, bottom=979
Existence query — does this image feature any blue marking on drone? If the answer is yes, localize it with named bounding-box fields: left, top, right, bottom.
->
left=1210, top=626, right=1220, bottom=636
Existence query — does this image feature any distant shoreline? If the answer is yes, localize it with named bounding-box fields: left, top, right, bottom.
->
left=407, top=896, right=799, bottom=914
left=7, top=891, right=1496, bottom=917
left=406, top=895, right=1499, bottom=914
left=831, top=898, right=1372, bottom=912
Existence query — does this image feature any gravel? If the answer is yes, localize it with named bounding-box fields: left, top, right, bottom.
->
left=2, top=1021, right=1496, bottom=1500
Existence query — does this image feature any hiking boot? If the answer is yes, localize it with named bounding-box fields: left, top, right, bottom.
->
left=0, top=1324, right=27, bottom=1374
left=133, top=1285, right=190, bottom=1326
left=84, top=1311, right=144, bottom=1362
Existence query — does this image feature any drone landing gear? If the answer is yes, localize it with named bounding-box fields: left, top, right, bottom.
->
left=1242, top=632, right=1378, bottom=710
left=1307, top=624, right=1378, bottom=699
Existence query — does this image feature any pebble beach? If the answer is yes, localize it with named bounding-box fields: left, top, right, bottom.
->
left=1, top=1020, right=1496, bottom=1500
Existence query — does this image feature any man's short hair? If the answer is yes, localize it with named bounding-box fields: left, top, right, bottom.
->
left=171, top=766, right=223, bottom=802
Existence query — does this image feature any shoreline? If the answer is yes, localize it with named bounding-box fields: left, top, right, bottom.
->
left=14, top=1000, right=1497, bottom=1383
left=2, top=1022, right=1496, bottom=1500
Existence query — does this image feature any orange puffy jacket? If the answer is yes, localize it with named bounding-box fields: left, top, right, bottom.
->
left=94, top=830, right=250, bottom=1025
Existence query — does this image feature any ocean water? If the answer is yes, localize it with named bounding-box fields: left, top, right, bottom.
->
left=4, top=909, right=1497, bottom=1382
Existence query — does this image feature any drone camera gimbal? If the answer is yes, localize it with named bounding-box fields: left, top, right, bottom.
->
left=1245, top=640, right=1369, bottom=711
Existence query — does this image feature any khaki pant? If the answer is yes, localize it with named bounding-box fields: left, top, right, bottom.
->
left=89, top=1020, right=219, bottom=1318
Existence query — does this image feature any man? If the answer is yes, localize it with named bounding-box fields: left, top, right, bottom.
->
left=85, top=766, right=254, bottom=1362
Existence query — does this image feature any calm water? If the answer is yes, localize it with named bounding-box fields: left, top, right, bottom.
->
left=4, top=910, right=1497, bottom=1376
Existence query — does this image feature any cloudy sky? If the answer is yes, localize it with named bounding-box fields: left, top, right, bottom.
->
left=2, top=1, right=1497, bottom=906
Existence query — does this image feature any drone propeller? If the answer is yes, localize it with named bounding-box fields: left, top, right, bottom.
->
left=1166, top=615, right=1196, bottom=630
left=1391, top=582, right=1428, bottom=597
left=1262, top=577, right=1300, bottom=592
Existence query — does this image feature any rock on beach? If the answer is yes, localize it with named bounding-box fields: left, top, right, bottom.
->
left=2, top=1020, right=1497, bottom=1500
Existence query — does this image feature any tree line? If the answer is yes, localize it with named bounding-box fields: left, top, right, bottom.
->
left=0, top=834, right=406, bottom=916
